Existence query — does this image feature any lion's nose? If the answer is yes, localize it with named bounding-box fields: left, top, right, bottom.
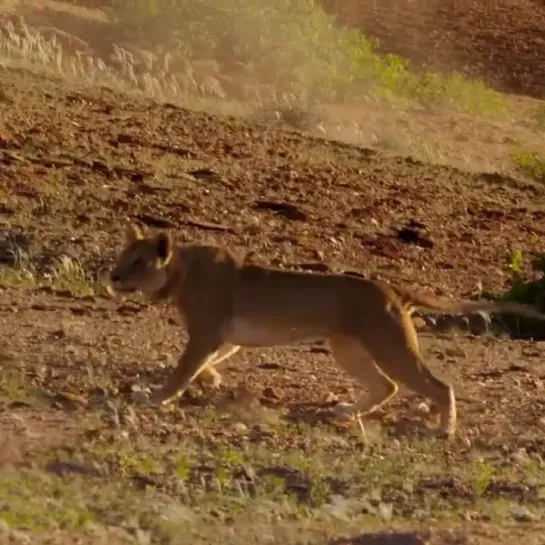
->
left=110, top=273, right=121, bottom=283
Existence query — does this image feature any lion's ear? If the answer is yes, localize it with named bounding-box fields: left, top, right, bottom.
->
left=155, top=231, right=173, bottom=265
left=126, top=223, right=144, bottom=242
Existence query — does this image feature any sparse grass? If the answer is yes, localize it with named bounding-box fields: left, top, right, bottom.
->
left=510, top=148, right=545, bottom=182
left=0, top=368, right=30, bottom=404
left=0, top=367, right=50, bottom=407
left=52, top=415, right=545, bottom=515
left=488, top=249, right=545, bottom=338
left=251, top=101, right=325, bottom=132
left=0, top=469, right=96, bottom=530
left=108, top=0, right=506, bottom=116
left=2, top=414, right=545, bottom=542
left=0, top=256, right=110, bottom=297
left=0, top=1, right=507, bottom=118
left=0, top=265, right=35, bottom=288
left=45, top=256, right=99, bottom=296
left=408, top=137, right=447, bottom=165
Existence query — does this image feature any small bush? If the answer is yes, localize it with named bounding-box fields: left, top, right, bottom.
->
left=496, top=249, right=545, bottom=338
left=501, top=250, right=545, bottom=309
left=511, top=149, right=545, bottom=182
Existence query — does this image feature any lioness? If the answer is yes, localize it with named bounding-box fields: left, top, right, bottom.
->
left=109, top=224, right=545, bottom=438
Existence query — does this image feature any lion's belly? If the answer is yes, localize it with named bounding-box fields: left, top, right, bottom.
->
left=222, top=317, right=322, bottom=347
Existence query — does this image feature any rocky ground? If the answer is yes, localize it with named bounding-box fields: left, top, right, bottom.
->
left=1, top=1, right=545, bottom=544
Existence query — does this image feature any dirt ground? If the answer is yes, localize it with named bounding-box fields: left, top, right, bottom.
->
left=324, top=0, right=545, bottom=100
left=1, top=1, right=545, bottom=544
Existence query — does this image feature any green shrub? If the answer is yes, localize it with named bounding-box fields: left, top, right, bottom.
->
left=502, top=250, right=545, bottom=310
left=511, top=149, right=545, bottom=182
left=496, top=250, right=545, bottom=338
left=98, top=0, right=506, bottom=115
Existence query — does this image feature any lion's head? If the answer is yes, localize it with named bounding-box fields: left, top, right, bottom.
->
left=109, top=224, right=174, bottom=295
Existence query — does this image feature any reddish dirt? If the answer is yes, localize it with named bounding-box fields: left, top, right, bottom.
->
left=1, top=69, right=544, bottom=296
left=2, top=66, right=545, bottom=542
left=323, top=0, right=545, bottom=99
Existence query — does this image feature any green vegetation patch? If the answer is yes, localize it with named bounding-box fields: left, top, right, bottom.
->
left=511, top=149, right=545, bottom=183
left=104, top=0, right=506, bottom=116
left=492, top=249, right=545, bottom=339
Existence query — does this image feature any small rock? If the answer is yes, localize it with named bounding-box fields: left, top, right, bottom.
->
left=257, top=362, right=282, bottom=370
left=325, top=495, right=373, bottom=521
left=512, top=447, right=532, bottom=466
left=233, top=422, right=248, bottom=433
left=416, top=402, right=431, bottom=415
left=253, top=200, right=308, bottom=221
left=511, top=505, right=540, bottom=522
left=463, top=511, right=478, bottom=521
left=297, top=261, right=331, bottom=273
left=262, top=387, right=282, bottom=400
left=190, top=168, right=222, bottom=182
left=396, top=227, right=434, bottom=248
left=378, top=501, right=394, bottom=521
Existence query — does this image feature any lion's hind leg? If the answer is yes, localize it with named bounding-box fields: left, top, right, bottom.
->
left=362, top=309, right=457, bottom=438
left=329, top=336, right=399, bottom=419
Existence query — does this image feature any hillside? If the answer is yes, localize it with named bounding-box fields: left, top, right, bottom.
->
left=1, top=2, right=545, bottom=544
left=324, top=0, right=545, bottom=99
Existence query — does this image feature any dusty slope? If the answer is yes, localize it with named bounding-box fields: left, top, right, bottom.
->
left=1, top=68, right=544, bottom=298
left=323, top=0, right=545, bottom=99
left=3, top=0, right=545, bottom=101
left=2, top=66, right=545, bottom=543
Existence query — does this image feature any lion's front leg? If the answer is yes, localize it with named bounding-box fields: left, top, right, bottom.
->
left=193, top=344, right=241, bottom=390
left=142, top=336, right=224, bottom=406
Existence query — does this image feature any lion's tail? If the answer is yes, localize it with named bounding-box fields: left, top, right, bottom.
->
left=393, top=286, right=545, bottom=321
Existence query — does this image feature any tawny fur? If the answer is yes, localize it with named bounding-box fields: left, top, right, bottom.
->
left=109, top=224, right=545, bottom=439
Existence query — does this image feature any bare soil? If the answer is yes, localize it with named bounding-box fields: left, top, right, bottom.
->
left=324, top=0, right=545, bottom=99
left=1, top=2, right=545, bottom=544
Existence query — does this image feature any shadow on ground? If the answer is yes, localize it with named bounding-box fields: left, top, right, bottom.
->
left=330, top=532, right=426, bottom=545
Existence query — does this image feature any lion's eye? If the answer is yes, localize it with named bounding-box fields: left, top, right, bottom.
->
left=132, top=257, right=144, bottom=267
